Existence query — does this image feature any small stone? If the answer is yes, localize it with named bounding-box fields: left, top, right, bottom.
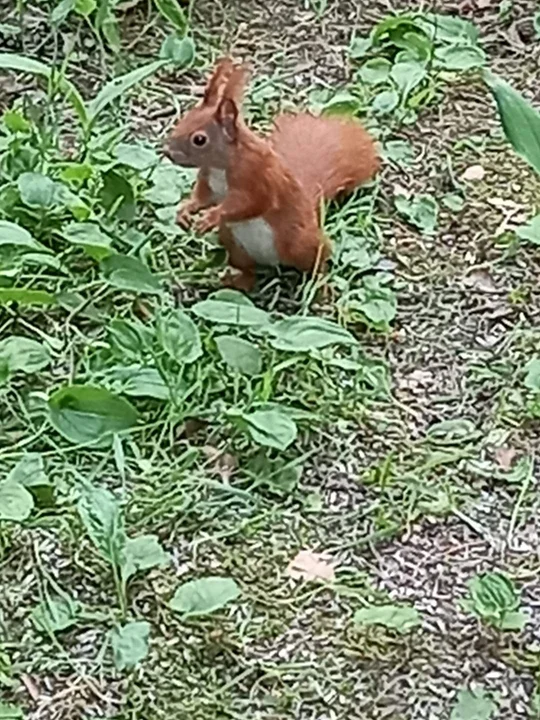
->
left=461, top=164, right=486, bottom=181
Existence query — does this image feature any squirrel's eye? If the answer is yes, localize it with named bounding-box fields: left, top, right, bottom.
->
left=191, top=132, right=208, bottom=147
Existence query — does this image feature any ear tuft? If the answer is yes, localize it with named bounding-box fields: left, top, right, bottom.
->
left=203, top=57, right=235, bottom=106
left=223, top=63, right=250, bottom=105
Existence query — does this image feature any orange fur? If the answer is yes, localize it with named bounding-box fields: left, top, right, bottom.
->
left=165, top=58, right=379, bottom=291
left=270, top=113, right=380, bottom=205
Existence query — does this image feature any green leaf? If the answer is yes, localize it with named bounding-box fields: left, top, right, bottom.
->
left=60, top=162, right=94, bottom=185
left=534, top=11, right=540, bottom=38
left=157, top=310, right=202, bottom=364
left=215, top=335, right=262, bottom=376
left=524, top=358, right=540, bottom=391
left=191, top=293, right=270, bottom=327
left=6, top=453, right=54, bottom=507
left=391, top=60, right=426, bottom=98
left=435, top=45, right=486, bottom=71
left=0, top=53, right=88, bottom=128
left=393, top=29, right=433, bottom=62
left=515, top=215, right=540, bottom=244
left=121, top=535, right=170, bottom=581
left=395, top=193, right=438, bottom=234
left=111, top=621, right=150, bottom=671
left=0, top=220, right=45, bottom=251
left=74, top=0, right=96, bottom=15
left=354, top=604, right=421, bottom=633
left=269, top=316, right=356, bottom=352
left=0, top=703, right=23, bottom=719
left=87, top=60, right=166, bottom=124
left=7, top=453, right=47, bottom=487
left=170, top=577, right=240, bottom=617
left=109, top=318, right=153, bottom=359
left=51, top=0, right=75, bottom=24
left=419, top=13, right=479, bottom=45
left=442, top=193, right=465, bottom=212
left=359, top=57, right=392, bottom=84
left=238, top=409, right=297, bottom=450
left=0, top=288, right=56, bottom=306
left=450, top=686, right=497, bottom=720
left=18, top=172, right=62, bottom=208
left=145, top=163, right=189, bottom=205
left=111, top=365, right=170, bottom=401
left=371, top=13, right=431, bottom=47
left=115, top=142, right=160, bottom=171
left=338, top=234, right=379, bottom=271
left=159, top=35, right=195, bottom=66
left=62, top=222, right=114, bottom=260
left=466, top=572, right=522, bottom=629
left=346, top=275, right=397, bottom=330
left=383, top=139, right=414, bottom=165
left=101, top=13, right=121, bottom=53
left=349, top=35, right=372, bottom=59
left=427, top=418, right=476, bottom=444
left=499, top=609, right=528, bottom=631
left=505, top=455, right=533, bottom=485
left=100, top=255, right=161, bottom=295
left=246, top=454, right=302, bottom=496
left=100, top=169, right=136, bottom=222
left=0, top=481, right=34, bottom=521
left=371, top=89, right=399, bottom=114
left=78, top=484, right=126, bottom=564
left=322, top=91, right=362, bottom=116
left=3, top=108, right=30, bottom=133
left=154, top=0, right=187, bottom=32
left=49, top=385, right=138, bottom=446
left=0, top=335, right=50, bottom=375
left=31, top=595, right=80, bottom=633
left=484, top=71, right=540, bottom=176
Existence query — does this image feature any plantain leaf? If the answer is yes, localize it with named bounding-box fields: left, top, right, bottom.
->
left=484, top=71, right=540, bottom=176
left=87, top=60, right=167, bottom=125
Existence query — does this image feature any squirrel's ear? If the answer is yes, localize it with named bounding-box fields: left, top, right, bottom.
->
left=203, top=57, right=234, bottom=106
left=216, top=98, right=239, bottom=142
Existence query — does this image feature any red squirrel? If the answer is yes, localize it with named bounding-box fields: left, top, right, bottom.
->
left=165, top=58, right=379, bottom=291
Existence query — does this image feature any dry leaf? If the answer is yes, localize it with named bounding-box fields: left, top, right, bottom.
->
left=461, top=164, right=485, bottom=181
left=202, top=446, right=237, bottom=481
left=464, top=269, right=498, bottom=293
left=21, top=673, right=40, bottom=702
left=495, top=446, right=516, bottom=471
left=393, top=184, right=410, bottom=199
left=286, top=550, right=336, bottom=582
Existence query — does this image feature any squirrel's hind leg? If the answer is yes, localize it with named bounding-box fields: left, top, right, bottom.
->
left=218, top=225, right=256, bottom=292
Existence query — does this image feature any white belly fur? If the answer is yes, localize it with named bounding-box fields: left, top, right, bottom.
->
left=207, top=168, right=279, bottom=266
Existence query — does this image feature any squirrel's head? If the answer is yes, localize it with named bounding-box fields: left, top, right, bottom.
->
left=165, top=58, right=248, bottom=170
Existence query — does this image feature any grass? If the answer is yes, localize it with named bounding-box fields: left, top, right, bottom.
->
left=1, top=1, right=540, bottom=718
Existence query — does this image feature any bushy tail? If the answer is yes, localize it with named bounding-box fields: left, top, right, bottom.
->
left=270, top=113, right=379, bottom=207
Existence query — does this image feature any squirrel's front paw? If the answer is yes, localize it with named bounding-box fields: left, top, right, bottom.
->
left=194, top=208, right=220, bottom=234
left=176, top=200, right=197, bottom=228
left=221, top=268, right=255, bottom=292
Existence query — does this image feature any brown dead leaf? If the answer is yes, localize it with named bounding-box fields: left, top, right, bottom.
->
left=393, top=183, right=410, bottom=198
left=286, top=550, right=336, bottom=582
left=202, top=446, right=237, bottom=481
left=495, top=446, right=517, bottom=471
left=461, top=164, right=485, bottom=182
left=464, top=269, right=498, bottom=293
